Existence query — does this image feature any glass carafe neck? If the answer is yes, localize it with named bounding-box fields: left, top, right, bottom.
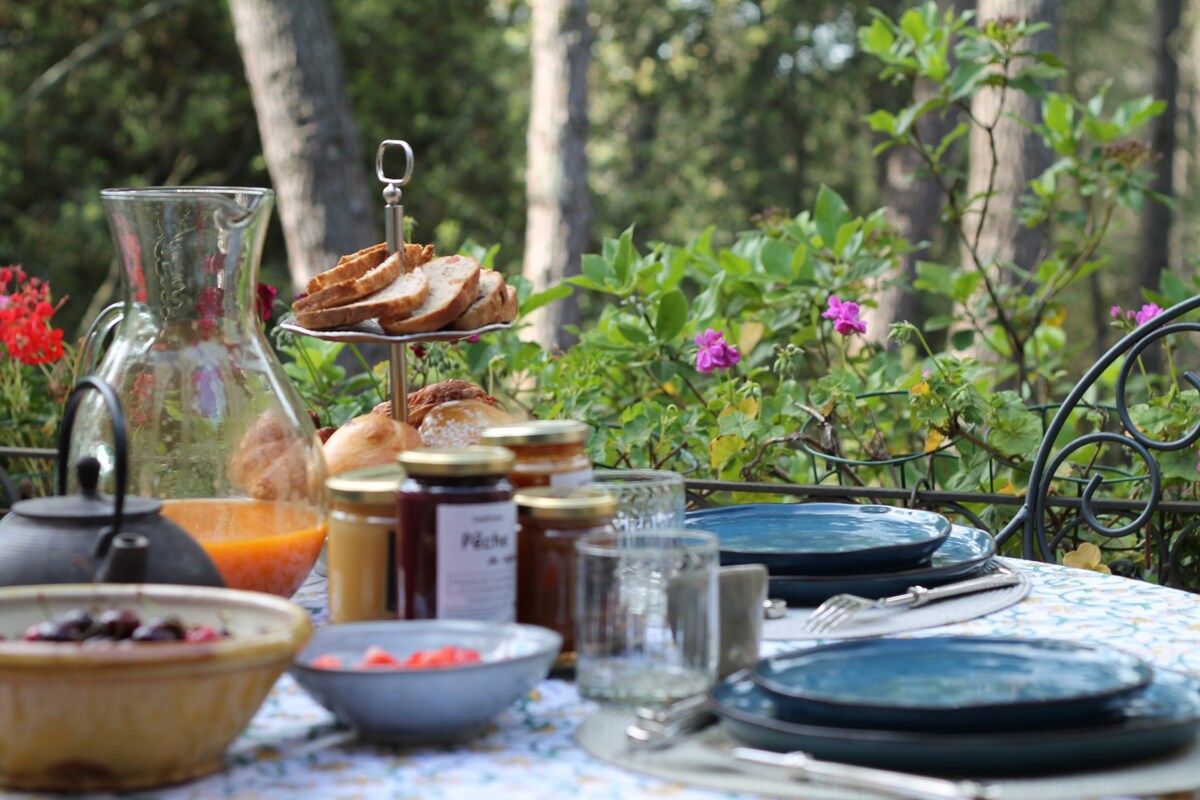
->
left=101, top=187, right=274, bottom=336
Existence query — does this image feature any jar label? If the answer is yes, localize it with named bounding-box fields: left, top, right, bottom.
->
left=550, top=466, right=594, bottom=488
left=436, top=501, right=517, bottom=621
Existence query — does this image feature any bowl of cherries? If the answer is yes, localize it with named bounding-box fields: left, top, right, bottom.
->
left=0, top=583, right=311, bottom=793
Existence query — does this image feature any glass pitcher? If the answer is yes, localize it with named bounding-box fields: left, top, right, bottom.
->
left=70, top=187, right=328, bottom=597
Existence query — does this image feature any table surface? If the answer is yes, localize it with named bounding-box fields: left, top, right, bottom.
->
left=25, top=561, right=1200, bottom=800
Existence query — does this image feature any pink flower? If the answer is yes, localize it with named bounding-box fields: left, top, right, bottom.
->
left=922, top=369, right=932, bottom=379
left=822, top=295, right=867, bottom=336
left=1110, top=305, right=1123, bottom=319
left=694, top=328, right=740, bottom=374
left=1134, top=303, right=1163, bottom=326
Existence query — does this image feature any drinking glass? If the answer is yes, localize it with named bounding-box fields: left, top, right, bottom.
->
left=591, top=469, right=685, bottom=531
left=575, top=528, right=719, bottom=705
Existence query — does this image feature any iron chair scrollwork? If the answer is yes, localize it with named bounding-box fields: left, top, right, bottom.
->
left=996, top=294, right=1200, bottom=586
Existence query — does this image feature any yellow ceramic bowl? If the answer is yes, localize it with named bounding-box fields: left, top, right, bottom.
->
left=0, top=583, right=311, bottom=793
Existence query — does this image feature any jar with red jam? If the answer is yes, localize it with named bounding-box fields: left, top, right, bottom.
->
left=479, top=420, right=592, bottom=489
left=514, top=486, right=617, bottom=669
left=396, top=446, right=517, bottom=622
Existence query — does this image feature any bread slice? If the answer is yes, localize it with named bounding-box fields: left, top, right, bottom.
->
left=293, top=250, right=405, bottom=313
left=497, top=284, right=518, bottom=323
left=379, top=256, right=480, bottom=334
left=450, top=270, right=507, bottom=331
left=404, top=243, right=437, bottom=272
left=306, top=243, right=387, bottom=294
left=295, top=268, right=431, bottom=330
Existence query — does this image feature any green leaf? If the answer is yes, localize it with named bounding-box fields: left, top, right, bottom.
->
left=655, top=289, right=688, bottom=341
left=758, top=237, right=794, bottom=280
left=914, top=260, right=956, bottom=294
left=951, top=329, right=975, bottom=350
left=814, top=185, right=852, bottom=250
left=520, top=284, right=573, bottom=315
left=612, top=226, right=636, bottom=287
left=859, top=18, right=895, bottom=54
left=581, top=253, right=611, bottom=290
left=865, top=109, right=897, bottom=134
left=899, top=8, right=930, bottom=42
left=616, top=322, right=649, bottom=346
left=1044, top=94, right=1073, bottom=139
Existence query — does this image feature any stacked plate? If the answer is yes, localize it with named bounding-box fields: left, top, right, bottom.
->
left=709, top=636, right=1200, bottom=776
left=684, top=503, right=995, bottom=605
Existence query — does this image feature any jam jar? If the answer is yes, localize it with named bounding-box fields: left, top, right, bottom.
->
left=325, top=465, right=405, bottom=623
left=479, top=420, right=593, bottom=489
left=515, top=486, right=617, bottom=668
left=397, top=447, right=517, bottom=622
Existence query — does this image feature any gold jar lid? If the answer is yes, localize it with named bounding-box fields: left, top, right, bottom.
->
left=515, top=487, right=618, bottom=520
left=326, top=464, right=405, bottom=504
left=398, top=446, right=516, bottom=478
left=480, top=419, right=590, bottom=446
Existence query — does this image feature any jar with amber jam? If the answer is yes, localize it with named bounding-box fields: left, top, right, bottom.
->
left=515, top=486, right=617, bottom=669
left=325, top=465, right=405, bottom=623
left=397, top=447, right=517, bottom=622
left=480, top=420, right=592, bottom=489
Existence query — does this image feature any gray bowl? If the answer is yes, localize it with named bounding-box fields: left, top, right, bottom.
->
left=290, top=620, right=562, bottom=743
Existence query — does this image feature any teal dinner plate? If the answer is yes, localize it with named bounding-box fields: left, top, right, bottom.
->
left=753, top=637, right=1153, bottom=733
left=765, top=524, right=995, bottom=606
left=709, top=667, right=1200, bottom=776
left=685, top=503, right=952, bottom=575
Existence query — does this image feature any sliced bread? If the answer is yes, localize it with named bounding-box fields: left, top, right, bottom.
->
left=295, top=268, right=431, bottom=330
left=497, top=284, right=518, bottom=323
left=379, top=256, right=481, bottom=334
left=306, top=242, right=387, bottom=294
left=293, top=250, right=406, bottom=313
left=449, top=270, right=507, bottom=331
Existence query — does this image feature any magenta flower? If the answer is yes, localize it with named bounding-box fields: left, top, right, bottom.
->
left=256, top=282, right=277, bottom=321
left=1110, top=305, right=1123, bottom=319
left=822, top=295, right=867, bottom=336
left=694, top=328, right=740, bottom=374
left=1134, top=303, right=1163, bottom=326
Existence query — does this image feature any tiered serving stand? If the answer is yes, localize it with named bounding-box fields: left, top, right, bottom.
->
left=279, top=140, right=512, bottom=425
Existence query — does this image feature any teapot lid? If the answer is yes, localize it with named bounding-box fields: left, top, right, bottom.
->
left=13, top=457, right=161, bottom=521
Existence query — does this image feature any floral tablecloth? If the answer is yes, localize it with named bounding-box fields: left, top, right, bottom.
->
left=29, top=561, right=1200, bottom=800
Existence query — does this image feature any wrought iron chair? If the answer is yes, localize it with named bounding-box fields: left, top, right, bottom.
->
left=995, top=295, right=1200, bottom=586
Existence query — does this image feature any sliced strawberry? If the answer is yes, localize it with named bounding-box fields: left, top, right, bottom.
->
left=310, top=654, right=344, bottom=670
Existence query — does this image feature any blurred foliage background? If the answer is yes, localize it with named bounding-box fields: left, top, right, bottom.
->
left=0, top=0, right=1190, bottom=362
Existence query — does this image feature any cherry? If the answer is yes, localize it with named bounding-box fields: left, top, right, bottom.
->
left=95, top=609, right=141, bottom=640
left=131, top=617, right=186, bottom=642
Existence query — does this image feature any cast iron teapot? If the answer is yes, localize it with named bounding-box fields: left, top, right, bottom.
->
left=0, top=377, right=225, bottom=587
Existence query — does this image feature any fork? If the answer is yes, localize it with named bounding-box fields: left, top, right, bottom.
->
left=801, top=565, right=1019, bottom=635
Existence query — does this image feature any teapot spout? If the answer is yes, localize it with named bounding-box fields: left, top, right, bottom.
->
left=96, top=533, right=150, bottom=583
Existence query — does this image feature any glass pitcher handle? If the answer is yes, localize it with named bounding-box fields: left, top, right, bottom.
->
left=74, top=302, right=124, bottom=382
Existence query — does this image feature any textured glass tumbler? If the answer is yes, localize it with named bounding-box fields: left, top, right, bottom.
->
left=591, top=469, right=686, bottom=531
left=575, top=529, right=719, bottom=705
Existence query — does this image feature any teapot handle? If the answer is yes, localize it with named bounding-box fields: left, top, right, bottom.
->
left=57, top=377, right=128, bottom=540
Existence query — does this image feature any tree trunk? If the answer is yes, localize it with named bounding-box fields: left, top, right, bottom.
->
left=524, top=0, right=592, bottom=352
left=864, top=0, right=966, bottom=346
left=227, top=0, right=376, bottom=293
left=1136, top=0, right=1183, bottom=297
left=964, top=0, right=1058, bottom=281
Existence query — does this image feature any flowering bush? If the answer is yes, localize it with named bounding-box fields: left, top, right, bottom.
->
left=432, top=3, right=1175, bottom=569
left=0, top=266, right=74, bottom=501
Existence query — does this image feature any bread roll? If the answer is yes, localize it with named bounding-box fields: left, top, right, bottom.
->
left=323, top=413, right=423, bottom=476
left=391, top=379, right=500, bottom=427
left=418, top=399, right=517, bottom=448
left=228, top=409, right=312, bottom=501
